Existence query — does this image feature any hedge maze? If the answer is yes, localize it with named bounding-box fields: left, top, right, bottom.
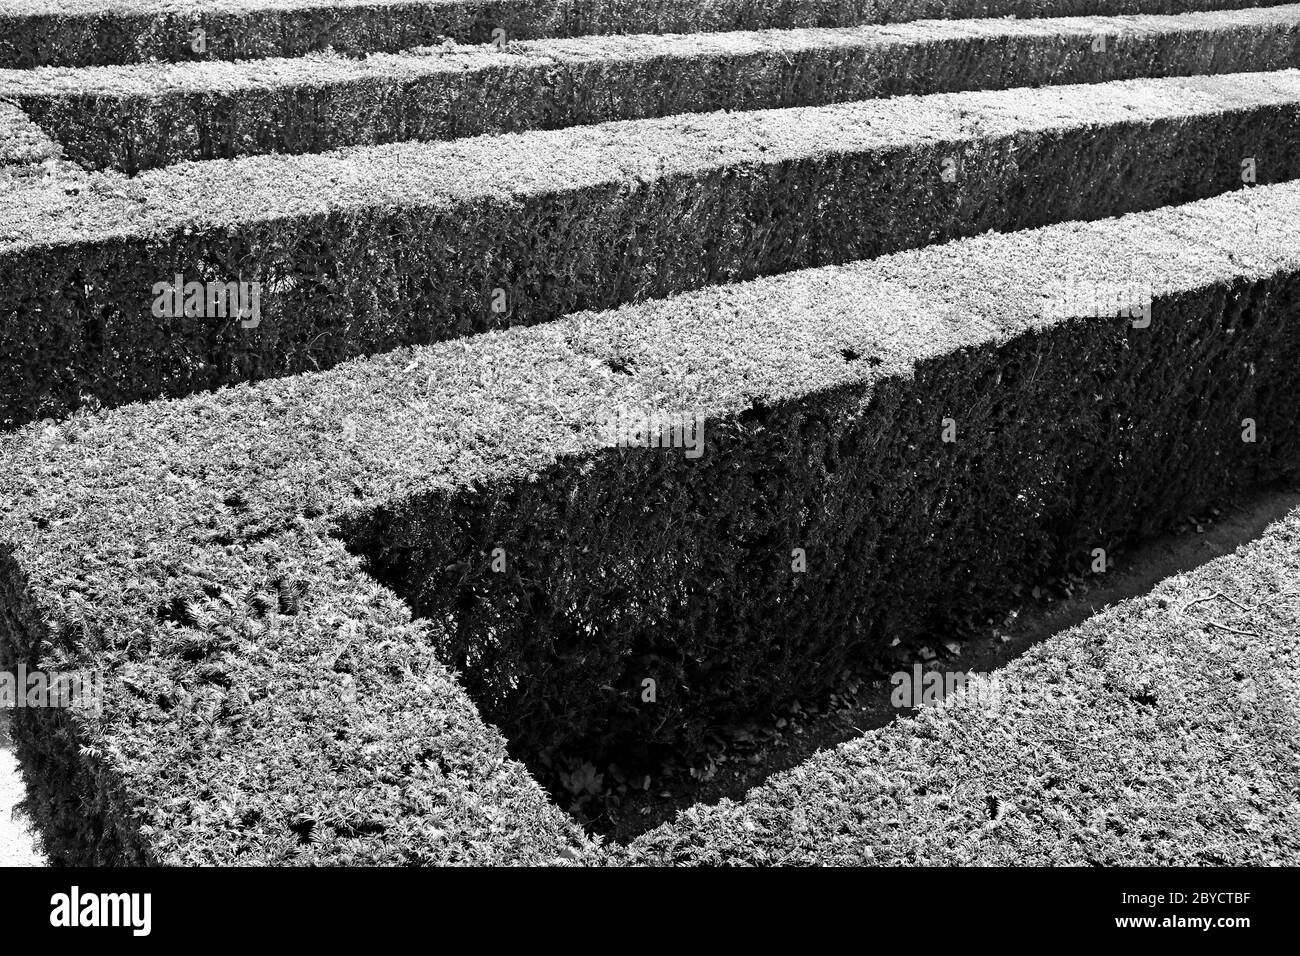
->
left=1, top=0, right=1298, bottom=865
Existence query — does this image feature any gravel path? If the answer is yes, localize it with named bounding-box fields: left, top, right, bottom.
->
left=0, top=714, right=44, bottom=866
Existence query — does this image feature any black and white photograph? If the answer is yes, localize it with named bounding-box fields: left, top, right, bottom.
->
left=0, top=0, right=1293, bottom=938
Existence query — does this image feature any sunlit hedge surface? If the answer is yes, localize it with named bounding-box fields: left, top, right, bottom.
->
left=2, top=183, right=1297, bottom=863
left=7, top=8, right=1298, bottom=172
left=5, top=71, right=1300, bottom=429
left=0, top=0, right=1280, bottom=68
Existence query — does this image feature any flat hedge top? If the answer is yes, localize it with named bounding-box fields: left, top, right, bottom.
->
left=4, top=181, right=1296, bottom=536
left=3, top=69, right=1300, bottom=253
left=1, top=182, right=1297, bottom=862
left=0, top=0, right=1281, bottom=19
left=4, top=7, right=1299, bottom=98
left=615, top=505, right=1300, bottom=865
left=0, top=0, right=481, bottom=13
left=0, top=101, right=59, bottom=166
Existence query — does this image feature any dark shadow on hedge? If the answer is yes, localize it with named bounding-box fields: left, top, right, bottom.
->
left=341, top=274, right=1300, bottom=835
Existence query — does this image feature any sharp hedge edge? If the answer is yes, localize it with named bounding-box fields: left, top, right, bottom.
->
left=6, top=8, right=1300, bottom=173
left=1, top=182, right=1298, bottom=863
left=0, top=101, right=85, bottom=215
left=0, top=528, right=592, bottom=865
left=0, top=0, right=1287, bottom=68
left=5, top=70, right=1300, bottom=430
left=0, top=100, right=59, bottom=167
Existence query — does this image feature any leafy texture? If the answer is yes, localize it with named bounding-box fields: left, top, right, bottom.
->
left=615, top=514, right=1300, bottom=865
left=6, top=70, right=1300, bottom=428
left=6, top=8, right=1300, bottom=172
left=2, top=182, right=1299, bottom=862
left=0, top=0, right=1285, bottom=68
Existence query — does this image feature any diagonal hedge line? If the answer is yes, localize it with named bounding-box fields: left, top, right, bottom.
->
left=613, top=504, right=1300, bottom=865
left=0, top=100, right=60, bottom=168
left=5, top=70, right=1300, bottom=429
left=0, top=0, right=1288, bottom=68
left=1, top=182, right=1298, bottom=863
left=7, top=8, right=1300, bottom=173
left=0, top=100, right=85, bottom=211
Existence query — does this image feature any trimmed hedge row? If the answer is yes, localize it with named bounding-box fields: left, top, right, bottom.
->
left=0, top=101, right=84, bottom=206
left=343, top=181, right=1300, bottom=779
left=0, top=100, right=60, bottom=168
left=0, top=497, right=590, bottom=865
left=0, top=0, right=1287, bottom=68
left=5, top=70, right=1300, bottom=429
left=2, top=182, right=1298, bottom=862
left=614, top=506, right=1300, bottom=865
left=8, top=7, right=1300, bottom=172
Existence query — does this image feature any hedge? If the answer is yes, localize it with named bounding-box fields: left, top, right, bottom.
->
left=343, top=180, right=1300, bottom=782
left=0, top=100, right=60, bottom=168
left=7, top=7, right=1300, bottom=172
left=1, top=532, right=595, bottom=865
left=0, top=100, right=83, bottom=205
left=614, top=506, right=1300, bottom=865
left=0, top=0, right=1287, bottom=68
left=5, top=70, right=1300, bottom=429
left=2, top=181, right=1298, bottom=863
